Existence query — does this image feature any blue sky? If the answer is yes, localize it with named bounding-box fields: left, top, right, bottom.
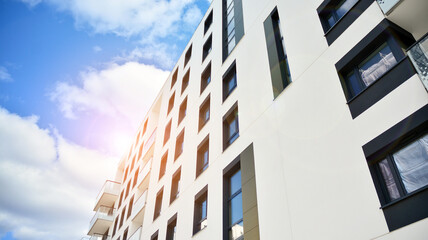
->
left=0, top=0, right=209, bottom=239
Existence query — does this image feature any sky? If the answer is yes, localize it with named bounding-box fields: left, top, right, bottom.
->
left=0, top=0, right=210, bottom=239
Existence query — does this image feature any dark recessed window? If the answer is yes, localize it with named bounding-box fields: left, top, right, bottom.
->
left=264, top=7, right=292, bottom=98
left=167, top=92, right=175, bottom=115
left=151, top=230, right=159, bottom=240
left=223, top=62, right=237, bottom=102
left=170, top=167, right=181, bottom=204
left=118, top=191, right=124, bottom=209
left=184, top=45, right=192, bottom=67
left=166, top=214, right=178, bottom=240
left=112, top=216, right=118, bottom=237
left=123, top=227, right=128, bottom=240
left=204, top=10, right=213, bottom=34
left=125, top=181, right=131, bottom=199
left=159, top=151, right=168, bottom=180
left=196, top=136, right=209, bottom=178
left=132, top=167, right=139, bottom=188
left=143, top=119, right=148, bottom=134
left=203, top=35, right=213, bottom=62
left=119, top=207, right=126, bottom=229
left=175, top=129, right=185, bottom=160
left=178, top=97, right=187, bottom=125
left=199, top=95, right=210, bottom=131
left=223, top=103, right=239, bottom=150
left=181, top=70, right=190, bottom=94
left=171, top=68, right=178, bottom=89
left=193, top=186, right=208, bottom=235
left=226, top=168, right=243, bottom=240
left=164, top=120, right=172, bottom=145
left=127, top=195, right=134, bottom=219
left=223, top=0, right=244, bottom=61
left=322, top=0, right=357, bottom=31
left=201, top=62, right=211, bottom=94
left=153, top=188, right=163, bottom=220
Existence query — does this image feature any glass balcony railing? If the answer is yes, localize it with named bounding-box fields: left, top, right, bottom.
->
left=376, top=0, right=400, bottom=14
left=408, top=34, right=428, bottom=91
left=94, top=180, right=120, bottom=210
left=137, top=158, right=152, bottom=188
left=88, top=206, right=115, bottom=235
left=128, top=227, right=142, bottom=240
left=131, top=190, right=147, bottom=220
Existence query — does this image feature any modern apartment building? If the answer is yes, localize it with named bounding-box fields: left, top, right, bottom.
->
left=86, top=0, right=428, bottom=239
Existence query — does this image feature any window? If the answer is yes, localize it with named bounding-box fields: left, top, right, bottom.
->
left=170, top=168, right=181, bottom=204
left=123, top=227, right=128, bottom=240
left=178, top=97, right=187, bottom=125
left=112, top=217, right=118, bottom=237
left=153, top=188, right=163, bottom=220
left=175, top=129, right=185, bottom=160
left=335, top=19, right=416, bottom=118
left=204, top=10, right=213, bottom=34
left=171, top=68, right=178, bottom=89
left=226, top=168, right=243, bottom=240
left=199, top=95, right=210, bottom=131
left=164, top=120, right=172, bottom=145
left=166, top=214, right=178, bottom=240
left=167, top=92, right=175, bottom=115
left=223, top=0, right=244, bottom=60
left=127, top=196, right=134, bottom=219
left=317, top=0, right=373, bottom=45
left=132, top=167, right=139, bottom=188
left=196, top=136, right=209, bottom=178
left=201, top=62, right=211, bottom=94
left=130, top=155, right=136, bottom=171
left=151, top=231, right=159, bottom=240
left=123, top=166, right=129, bottom=182
left=223, top=103, right=239, bottom=150
left=263, top=8, right=292, bottom=98
left=143, top=119, right=148, bottom=134
left=138, top=141, right=144, bottom=160
left=125, top=181, right=131, bottom=199
left=159, top=151, right=168, bottom=180
left=181, top=70, right=190, bottom=94
left=184, top=45, right=192, bottom=67
left=118, top=191, right=124, bottom=209
left=203, top=35, right=213, bottom=62
left=193, top=186, right=208, bottom=234
left=119, top=207, right=126, bottom=229
left=223, top=62, right=237, bottom=102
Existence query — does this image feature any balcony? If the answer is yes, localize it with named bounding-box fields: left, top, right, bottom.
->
left=88, top=206, right=115, bottom=236
left=94, top=180, right=121, bottom=211
left=408, top=34, right=428, bottom=91
left=131, top=190, right=147, bottom=224
left=137, top=158, right=152, bottom=190
left=89, top=234, right=111, bottom=240
left=377, top=0, right=428, bottom=38
left=128, top=227, right=141, bottom=240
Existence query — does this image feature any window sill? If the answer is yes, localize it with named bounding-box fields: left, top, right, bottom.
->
left=380, top=185, right=428, bottom=209
left=223, top=134, right=239, bottom=152
left=192, top=222, right=208, bottom=237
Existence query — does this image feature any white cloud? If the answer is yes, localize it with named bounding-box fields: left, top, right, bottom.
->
left=93, top=45, right=102, bottom=52
left=0, top=107, right=118, bottom=240
left=183, top=5, right=203, bottom=28
left=0, top=66, right=13, bottom=82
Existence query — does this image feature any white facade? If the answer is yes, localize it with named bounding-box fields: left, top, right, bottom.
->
left=87, top=0, right=428, bottom=239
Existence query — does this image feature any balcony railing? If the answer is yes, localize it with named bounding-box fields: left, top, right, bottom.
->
left=94, top=180, right=120, bottom=210
left=88, top=206, right=115, bottom=235
left=137, top=158, right=152, bottom=189
left=131, top=190, right=147, bottom=221
left=128, top=226, right=142, bottom=240
left=408, top=33, right=428, bottom=91
left=89, top=234, right=111, bottom=240
left=376, top=0, right=401, bottom=14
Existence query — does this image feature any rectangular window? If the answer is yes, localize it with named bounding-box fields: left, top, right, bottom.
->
left=178, top=97, right=187, bottom=125
left=201, top=62, right=211, bottom=94
left=123, top=227, right=128, bottom=240
left=196, top=136, right=209, bottom=178
left=130, top=155, right=136, bottom=171
left=321, top=0, right=358, bottom=31
left=264, top=8, right=292, bottom=98
left=175, top=129, right=185, bottom=160
left=125, top=181, right=131, bottom=199
left=204, top=10, right=213, bottom=34
left=143, top=118, right=148, bottom=134
left=132, top=167, right=139, bottom=188
left=193, top=186, right=208, bottom=235
left=171, top=68, right=178, bottom=89
left=203, top=35, right=213, bottom=62
left=225, top=167, right=243, bottom=240
left=170, top=168, right=182, bottom=204
left=223, top=0, right=244, bottom=60
left=223, top=103, right=239, bottom=150
left=118, top=191, right=124, bottom=209
left=159, top=151, right=168, bottom=180
left=181, top=70, right=190, bottom=94
left=153, top=188, right=163, bottom=220
left=112, top=217, right=118, bottom=237
left=119, top=207, right=126, bottom=229
left=138, top=141, right=144, bottom=160
left=223, top=62, right=237, bottom=102
left=123, top=166, right=129, bottom=182
left=166, top=214, right=178, bottom=240
left=167, top=92, right=175, bottom=115
left=199, top=95, right=210, bottom=131
left=127, top=195, right=134, bottom=219
left=151, top=231, right=159, bottom=240
left=184, top=45, right=192, bottom=67
left=164, top=120, right=172, bottom=145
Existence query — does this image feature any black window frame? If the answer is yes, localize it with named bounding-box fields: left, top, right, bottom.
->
left=201, top=62, right=212, bottom=94
left=363, top=104, right=428, bottom=231
left=223, top=102, right=239, bottom=151
left=171, top=68, right=178, bottom=89
left=167, top=92, right=175, bottom=116
left=203, top=34, right=213, bottom=62
left=204, top=10, right=213, bottom=34
left=153, top=188, right=164, bottom=221
left=166, top=213, right=178, bottom=240
left=335, top=19, right=416, bottom=118
left=150, top=230, right=159, bottom=240
left=181, top=69, right=190, bottom=95
left=193, top=185, right=208, bottom=235
left=222, top=61, right=237, bottom=102
left=170, top=167, right=182, bottom=204
left=199, top=95, right=211, bottom=131
left=184, top=45, right=192, bottom=67
left=175, top=129, right=185, bottom=160
left=196, top=135, right=210, bottom=178
left=178, top=97, right=187, bottom=126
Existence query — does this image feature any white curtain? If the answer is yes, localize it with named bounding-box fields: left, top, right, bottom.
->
left=379, top=159, right=400, bottom=200
left=360, top=51, right=397, bottom=86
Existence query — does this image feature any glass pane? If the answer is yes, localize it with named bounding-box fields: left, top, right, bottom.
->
left=227, top=19, right=235, bottom=36
left=201, top=199, right=207, bottom=219
left=206, top=76, right=211, bottom=84
left=230, top=170, right=241, bottom=196
left=228, top=29, right=236, bottom=43
left=358, top=43, right=397, bottom=86
left=336, top=0, right=358, bottom=19
left=345, top=71, right=364, bottom=99
left=203, top=150, right=209, bottom=165
left=228, top=37, right=236, bottom=54
left=227, top=0, right=234, bottom=14
left=229, top=192, right=243, bottom=225
left=327, top=14, right=336, bottom=28
left=228, top=75, right=236, bottom=92
left=378, top=159, right=400, bottom=200
left=229, top=220, right=244, bottom=240
left=393, top=133, right=428, bottom=193
left=227, top=9, right=235, bottom=24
